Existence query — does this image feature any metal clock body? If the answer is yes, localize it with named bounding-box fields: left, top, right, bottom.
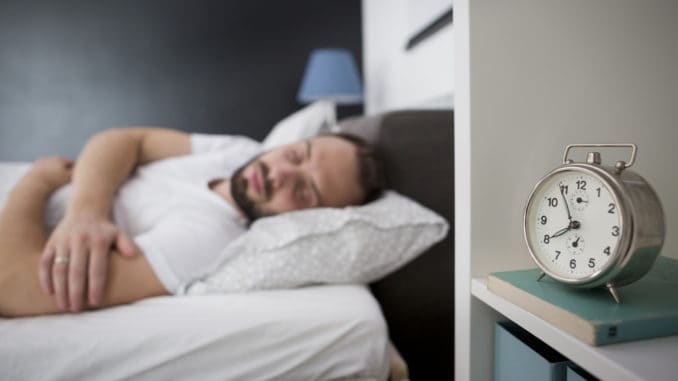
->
left=524, top=144, right=665, bottom=303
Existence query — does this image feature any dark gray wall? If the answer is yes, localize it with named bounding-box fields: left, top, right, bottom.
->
left=0, top=0, right=362, bottom=160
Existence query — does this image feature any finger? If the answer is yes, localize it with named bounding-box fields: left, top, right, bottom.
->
left=52, top=246, right=70, bottom=311
left=39, top=245, right=56, bottom=294
left=68, top=238, right=89, bottom=312
left=88, top=238, right=109, bottom=307
left=116, top=233, right=138, bottom=258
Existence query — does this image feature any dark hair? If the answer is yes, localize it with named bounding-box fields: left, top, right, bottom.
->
left=326, top=132, right=386, bottom=204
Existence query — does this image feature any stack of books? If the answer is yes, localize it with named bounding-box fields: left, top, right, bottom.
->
left=487, top=256, right=678, bottom=346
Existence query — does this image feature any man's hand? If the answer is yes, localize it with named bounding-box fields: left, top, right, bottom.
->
left=35, top=127, right=189, bottom=312
left=39, top=213, right=139, bottom=312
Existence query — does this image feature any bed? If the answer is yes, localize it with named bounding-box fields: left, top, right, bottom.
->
left=0, top=110, right=453, bottom=380
left=0, top=284, right=389, bottom=380
left=339, top=110, right=454, bottom=380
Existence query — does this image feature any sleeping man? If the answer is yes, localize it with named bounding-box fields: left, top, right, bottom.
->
left=0, top=127, right=384, bottom=317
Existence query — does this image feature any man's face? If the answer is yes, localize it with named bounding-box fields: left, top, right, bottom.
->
left=230, top=136, right=365, bottom=221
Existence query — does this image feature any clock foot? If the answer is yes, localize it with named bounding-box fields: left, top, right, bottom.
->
left=537, top=272, right=546, bottom=282
left=606, top=283, right=621, bottom=304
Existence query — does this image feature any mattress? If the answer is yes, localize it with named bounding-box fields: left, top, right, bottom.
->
left=0, top=162, right=390, bottom=381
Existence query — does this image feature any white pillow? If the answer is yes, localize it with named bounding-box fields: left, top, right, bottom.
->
left=180, top=191, right=449, bottom=295
left=262, top=101, right=336, bottom=150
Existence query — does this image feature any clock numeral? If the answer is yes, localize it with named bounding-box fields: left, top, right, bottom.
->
left=569, top=259, right=577, bottom=269
left=611, top=226, right=620, bottom=237
left=540, top=215, right=547, bottom=225
left=543, top=235, right=550, bottom=244
left=560, top=185, right=569, bottom=195
left=596, top=187, right=601, bottom=197
left=576, top=180, right=587, bottom=190
left=604, top=246, right=611, bottom=255
left=547, top=197, right=558, bottom=207
left=608, top=203, right=616, bottom=214
left=555, top=250, right=561, bottom=260
left=588, top=258, right=596, bottom=268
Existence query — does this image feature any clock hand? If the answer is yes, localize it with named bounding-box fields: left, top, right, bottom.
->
left=547, top=186, right=577, bottom=240
left=549, top=226, right=570, bottom=239
left=560, top=185, right=573, bottom=222
left=549, top=220, right=581, bottom=239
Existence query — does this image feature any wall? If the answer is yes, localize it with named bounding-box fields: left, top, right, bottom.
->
left=470, top=0, right=678, bottom=276
left=453, top=0, right=471, bottom=379
left=362, top=0, right=453, bottom=115
left=456, top=1, right=678, bottom=379
left=0, top=0, right=362, bottom=160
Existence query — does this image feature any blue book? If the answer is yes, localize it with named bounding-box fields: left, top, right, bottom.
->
left=487, top=256, right=678, bottom=346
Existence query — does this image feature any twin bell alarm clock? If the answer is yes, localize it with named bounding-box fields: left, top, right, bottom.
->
left=523, top=144, right=665, bottom=303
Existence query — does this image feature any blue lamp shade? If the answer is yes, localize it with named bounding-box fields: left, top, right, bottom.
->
left=297, top=48, right=363, bottom=105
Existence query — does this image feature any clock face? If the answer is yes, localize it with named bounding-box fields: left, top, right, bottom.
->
left=526, top=169, right=623, bottom=281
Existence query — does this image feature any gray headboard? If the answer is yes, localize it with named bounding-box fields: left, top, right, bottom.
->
left=338, top=110, right=454, bottom=380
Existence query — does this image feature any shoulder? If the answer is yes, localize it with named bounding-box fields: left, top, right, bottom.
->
left=190, top=133, right=262, bottom=156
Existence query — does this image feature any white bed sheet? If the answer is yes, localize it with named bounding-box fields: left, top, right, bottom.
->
left=0, top=162, right=30, bottom=207
left=0, top=162, right=390, bottom=381
left=0, top=286, right=389, bottom=381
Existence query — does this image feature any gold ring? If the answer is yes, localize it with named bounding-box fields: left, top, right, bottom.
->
left=54, top=256, right=70, bottom=265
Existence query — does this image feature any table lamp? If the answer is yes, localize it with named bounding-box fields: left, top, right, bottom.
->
left=297, top=48, right=363, bottom=105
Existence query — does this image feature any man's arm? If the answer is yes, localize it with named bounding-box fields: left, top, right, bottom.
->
left=39, top=127, right=191, bottom=312
left=67, top=127, right=191, bottom=217
left=0, top=157, right=166, bottom=318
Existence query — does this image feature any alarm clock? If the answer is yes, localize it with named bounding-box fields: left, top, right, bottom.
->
left=523, top=144, right=665, bottom=303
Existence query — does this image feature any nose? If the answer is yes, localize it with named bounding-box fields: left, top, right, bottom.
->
left=268, top=162, right=300, bottom=190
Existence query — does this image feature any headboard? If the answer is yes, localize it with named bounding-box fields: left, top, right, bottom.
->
left=337, top=110, right=454, bottom=380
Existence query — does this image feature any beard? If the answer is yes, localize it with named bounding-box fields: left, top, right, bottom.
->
left=230, top=156, right=271, bottom=222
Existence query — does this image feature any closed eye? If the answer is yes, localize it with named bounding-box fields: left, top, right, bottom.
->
left=286, top=149, right=303, bottom=164
left=305, top=140, right=322, bottom=207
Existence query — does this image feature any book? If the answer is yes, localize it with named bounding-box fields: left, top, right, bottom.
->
left=487, top=255, right=678, bottom=346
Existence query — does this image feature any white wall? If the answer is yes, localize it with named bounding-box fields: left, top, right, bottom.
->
left=453, top=0, right=471, bottom=379
left=456, top=1, right=678, bottom=379
left=470, top=0, right=678, bottom=276
left=362, top=0, right=453, bottom=114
